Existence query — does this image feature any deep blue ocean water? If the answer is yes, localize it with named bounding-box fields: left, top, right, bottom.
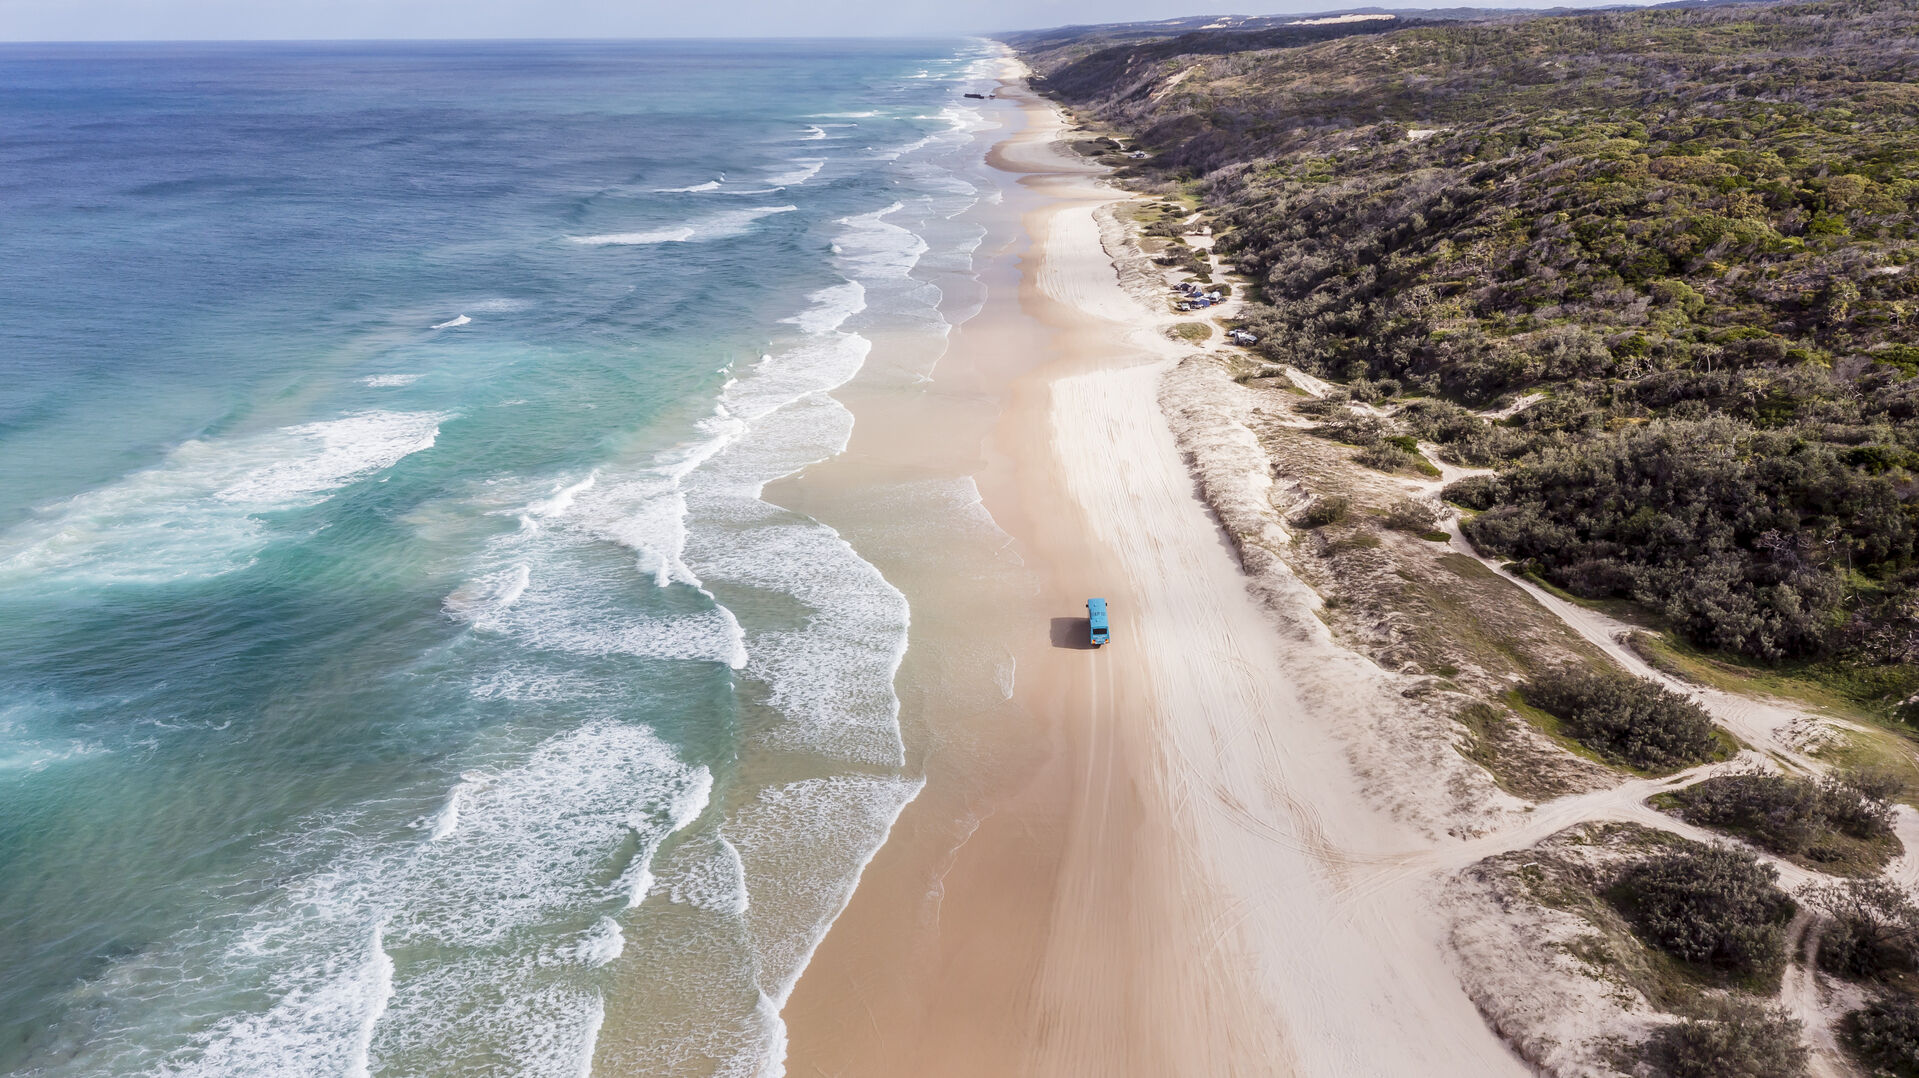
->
left=0, top=39, right=997, bottom=1076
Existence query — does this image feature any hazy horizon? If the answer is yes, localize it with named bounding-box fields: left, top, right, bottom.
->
left=1, top=0, right=1662, bottom=43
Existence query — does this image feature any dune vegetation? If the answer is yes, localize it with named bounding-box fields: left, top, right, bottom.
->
left=1012, top=0, right=1919, bottom=714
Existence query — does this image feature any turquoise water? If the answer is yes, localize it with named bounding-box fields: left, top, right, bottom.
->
left=0, top=40, right=997, bottom=1075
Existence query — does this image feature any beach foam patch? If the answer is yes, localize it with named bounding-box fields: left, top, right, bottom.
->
left=0, top=410, right=447, bottom=585
left=108, top=722, right=711, bottom=1077
left=762, top=159, right=824, bottom=187
left=657, top=176, right=723, bottom=193
left=569, top=205, right=796, bottom=247
left=833, top=202, right=928, bottom=281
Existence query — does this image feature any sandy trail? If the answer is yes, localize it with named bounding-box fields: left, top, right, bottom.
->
left=1434, top=509, right=1826, bottom=764
left=1024, top=119, right=1530, bottom=1069
left=1049, top=357, right=1528, bottom=1074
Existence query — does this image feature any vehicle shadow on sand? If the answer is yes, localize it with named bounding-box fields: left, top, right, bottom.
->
left=1049, top=617, right=1098, bottom=651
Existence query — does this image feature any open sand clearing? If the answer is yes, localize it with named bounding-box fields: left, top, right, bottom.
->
left=781, top=66, right=1529, bottom=1076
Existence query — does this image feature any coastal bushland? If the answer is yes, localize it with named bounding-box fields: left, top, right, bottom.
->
left=1846, top=995, right=1919, bottom=1076
left=1607, top=844, right=1797, bottom=984
left=1013, top=0, right=1919, bottom=718
left=1520, top=667, right=1719, bottom=772
left=1647, top=998, right=1809, bottom=1078
left=1806, top=877, right=1919, bottom=982
left=1657, top=769, right=1902, bottom=874
left=1021, top=9, right=1919, bottom=1068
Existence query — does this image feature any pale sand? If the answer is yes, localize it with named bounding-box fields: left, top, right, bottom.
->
left=778, top=69, right=1529, bottom=1076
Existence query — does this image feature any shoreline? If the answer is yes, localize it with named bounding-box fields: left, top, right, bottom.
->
left=779, top=65, right=1528, bottom=1075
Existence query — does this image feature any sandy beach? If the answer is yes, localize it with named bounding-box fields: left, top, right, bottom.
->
left=770, top=64, right=1532, bottom=1075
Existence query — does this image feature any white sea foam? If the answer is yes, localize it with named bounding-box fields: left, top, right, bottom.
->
left=0, top=703, right=110, bottom=772
left=361, top=373, right=423, bottom=387
left=441, top=563, right=530, bottom=624
left=131, top=723, right=709, bottom=1077
left=722, top=771, right=925, bottom=1078
left=761, top=159, right=824, bottom=187
left=425, top=781, right=466, bottom=842
left=446, top=467, right=750, bottom=668
left=867, top=134, right=937, bottom=162
left=938, top=103, right=991, bottom=134
left=996, top=652, right=1017, bottom=699
left=570, top=225, right=695, bottom=246
left=617, top=765, right=712, bottom=908
left=569, top=917, right=625, bottom=968
left=346, top=924, right=394, bottom=1078
left=666, top=833, right=750, bottom=916
left=694, top=513, right=908, bottom=766
left=573, top=996, right=605, bottom=1078
left=152, top=914, right=405, bottom=1078
left=569, top=205, right=796, bottom=247
left=781, top=280, right=866, bottom=337
left=431, top=314, right=471, bottom=329
left=832, top=202, right=928, bottom=280
left=216, top=412, right=445, bottom=506
left=797, top=124, right=825, bottom=141
left=657, top=176, right=723, bottom=193
left=0, top=410, right=447, bottom=584
left=0, top=736, right=107, bottom=772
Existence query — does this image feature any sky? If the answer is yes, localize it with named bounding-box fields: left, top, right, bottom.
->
left=0, top=0, right=1631, bottom=42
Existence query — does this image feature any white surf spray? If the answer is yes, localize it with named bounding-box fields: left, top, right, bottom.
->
left=0, top=410, right=447, bottom=585
left=568, top=206, right=796, bottom=246
left=657, top=176, right=723, bottom=193
left=573, top=996, right=605, bottom=1078
left=762, top=159, right=824, bottom=187
left=346, top=923, right=395, bottom=1078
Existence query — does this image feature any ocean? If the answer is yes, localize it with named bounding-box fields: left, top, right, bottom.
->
left=0, top=39, right=1000, bottom=1076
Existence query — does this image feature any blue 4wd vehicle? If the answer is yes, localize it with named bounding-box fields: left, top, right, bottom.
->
left=1086, top=597, right=1110, bottom=647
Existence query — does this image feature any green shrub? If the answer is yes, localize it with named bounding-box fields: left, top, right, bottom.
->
left=1316, top=414, right=1386, bottom=446
left=1383, top=498, right=1442, bottom=533
left=1522, top=668, right=1718, bottom=771
left=1443, top=474, right=1503, bottom=511
left=1665, top=773, right=1822, bottom=855
left=1647, top=998, right=1809, bottom=1078
left=1662, top=770, right=1896, bottom=866
left=1610, top=844, right=1795, bottom=980
left=1822, top=769, right=1904, bottom=839
left=1355, top=441, right=1435, bottom=475
left=1807, top=879, right=1919, bottom=982
left=1847, top=996, right=1919, bottom=1078
left=1297, top=495, right=1351, bottom=527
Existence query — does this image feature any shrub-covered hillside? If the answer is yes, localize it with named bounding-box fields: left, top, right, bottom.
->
left=1019, top=0, right=1919, bottom=682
